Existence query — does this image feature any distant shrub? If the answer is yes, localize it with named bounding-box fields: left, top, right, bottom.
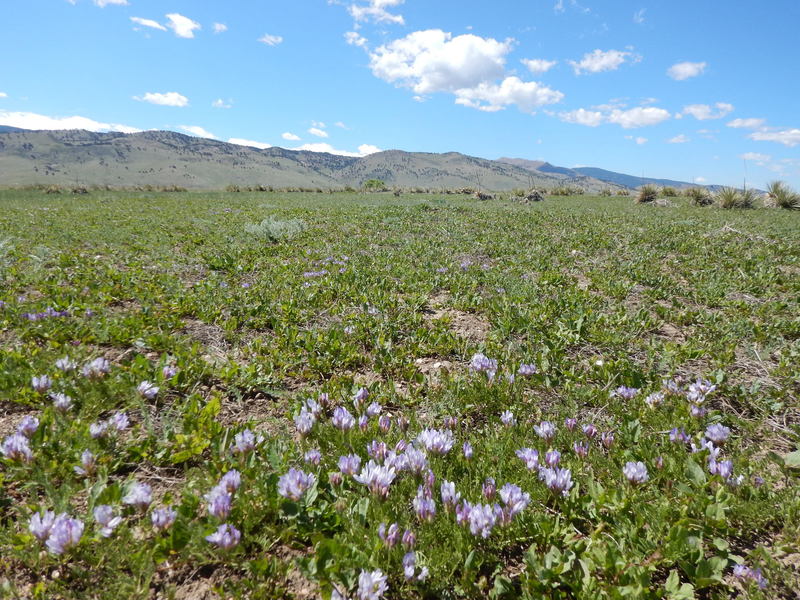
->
left=767, top=180, right=800, bottom=210
left=636, top=184, right=658, bottom=204
left=686, top=187, right=713, bottom=206
left=343, top=186, right=357, bottom=193
left=226, top=184, right=241, bottom=192
left=599, top=188, right=613, bottom=196
left=550, top=185, right=584, bottom=196
left=715, top=187, right=754, bottom=209
left=362, top=179, right=387, bottom=192
left=44, top=185, right=62, bottom=194
left=244, top=216, right=306, bottom=243
left=660, top=186, right=678, bottom=197
left=161, top=185, right=187, bottom=192
left=616, top=189, right=630, bottom=196
left=71, top=186, right=89, bottom=195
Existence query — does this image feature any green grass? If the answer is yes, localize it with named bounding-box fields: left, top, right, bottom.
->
left=0, top=190, right=798, bottom=599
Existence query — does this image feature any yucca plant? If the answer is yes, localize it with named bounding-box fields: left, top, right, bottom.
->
left=636, top=184, right=658, bottom=203
left=686, top=187, right=713, bottom=206
left=660, top=186, right=678, bottom=197
left=739, top=188, right=757, bottom=209
left=767, top=180, right=800, bottom=210
left=716, top=187, right=744, bottom=209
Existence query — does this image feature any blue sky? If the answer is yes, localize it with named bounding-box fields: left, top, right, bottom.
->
left=1, top=0, right=799, bottom=187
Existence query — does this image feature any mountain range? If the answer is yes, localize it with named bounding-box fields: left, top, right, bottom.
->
left=0, top=128, right=707, bottom=192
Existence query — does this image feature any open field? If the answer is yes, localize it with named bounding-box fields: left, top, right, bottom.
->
left=0, top=190, right=798, bottom=599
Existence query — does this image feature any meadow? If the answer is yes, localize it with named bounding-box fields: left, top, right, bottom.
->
left=0, top=189, right=797, bottom=599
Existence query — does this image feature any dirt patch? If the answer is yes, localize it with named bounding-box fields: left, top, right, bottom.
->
left=180, top=319, right=229, bottom=363
left=656, top=322, right=686, bottom=343
left=424, top=293, right=491, bottom=343
left=414, top=357, right=460, bottom=384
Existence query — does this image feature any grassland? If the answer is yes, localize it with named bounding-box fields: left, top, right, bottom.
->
left=0, top=190, right=798, bottom=599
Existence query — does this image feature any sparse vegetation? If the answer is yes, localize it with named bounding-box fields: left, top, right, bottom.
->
left=686, top=187, right=713, bottom=206
left=244, top=215, right=306, bottom=242
left=660, top=186, right=678, bottom=197
left=636, top=184, right=658, bottom=203
left=767, top=180, right=800, bottom=210
left=716, top=187, right=755, bottom=209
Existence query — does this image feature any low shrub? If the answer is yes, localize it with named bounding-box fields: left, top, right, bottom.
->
left=767, top=180, right=800, bottom=210
left=686, top=187, right=713, bottom=206
left=636, top=184, right=658, bottom=204
left=244, top=216, right=306, bottom=243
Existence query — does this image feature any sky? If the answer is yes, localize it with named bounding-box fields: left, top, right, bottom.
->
left=1, top=0, right=799, bottom=188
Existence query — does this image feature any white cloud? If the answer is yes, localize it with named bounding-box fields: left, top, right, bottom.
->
left=258, top=34, right=284, bottom=46
left=681, top=102, right=734, bottom=120
left=748, top=128, right=800, bottom=147
left=312, top=120, right=326, bottom=128
left=358, top=144, right=382, bottom=155
left=212, top=98, right=232, bottom=109
left=165, top=13, right=201, bottom=39
left=727, top=118, right=765, bottom=129
left=130, top=17, right=166, bottom=31
left=521, top=58, right=557, bottom=74
left=293, top=142, right=378, bottom=157
left=454, top=76, right=563, bottom=113
left=179, top=125, right=216, bottom=139
left=558, top=108, right=604, bottom=127
left=740, top=152, right=771, bottom=165
left=667, top=134, right=689, bottom=143
left=94, top=0, right=128, bottom=6
left=345, top=31, right=368, bottom=48
left=213, top=23, right=228, bottom=34
left=308, top=127, right=329, bottom=138
left=133, top=92, right=189, bottom=107
left=0, top=92, right=7, bottom=99
left=667, top=61, right=706, bottom=80
left=0, top=110, right=139, bottom=133
left=694, top=176, right=706, bottom=183
left=607, top=107, right=670, bottom=128
left=626, top=135, right=647, bottom=144
left=348, top=0, right=405, bottom=25
left=633, top=9, right=646, bottom=24
left=281, top=132, right=301, bottom=141
left=369, top=29, right=511, bottom=95
left=228, top=138, right=272, bottom=149
left=569, top=49, right=637, bottom=75
left=335, top=122, right=348, bottom=129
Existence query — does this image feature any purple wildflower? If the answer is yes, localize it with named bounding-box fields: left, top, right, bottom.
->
left=93, top=505, right=122, bottom=537
left=366, top=402, right=382, bottom=418
left=690, top=405, right=707, bottom=418
left=467, top=502, right=500, bottom=538
left=462, top=441, right=473, bottom=459
left=416, top=428, right=454, bottom=455
left=51, top=392, right=73, bottom=412
left=623, top=461, right=649, bottom=485
left=357, top=569, right=388, bottom=600
left=29, top=510, right=57, bottom=542
left=17, top=416, right=39, bottom=438
left=162, top=365, right=178, bottom=379
left=122, top=481, right=152, bottom=510
left=137, top=381, right=159, bottom=400
left=499, top=483, right=530, bottom=521
left=338, top=454, right=362, bottom=476
left=402, top=446, right=428, bottom=474
left=402, top=529, right=416, bottom=548
left=378, top=522, right=400, bottom=547
left=733, top=565, right=768, bottom=589
left=294, top=409, right=316, bottom=436
left=470, top=353, right=498, bottom=380
left=205, top=486, right=233, bottom=519
left=564, top=417, right=577, bottom=431
left=89, top=420, right=109, bottom=439
left=304, top=449, right=322, bottom=466
left=45, top=515, right=84, bottom=555
left=541, top=467, right=573, bottom=497
left=277, top=468, right=317, bottom=502
left=219, top=470, right=241, bottom=492
left=353, top=387, right=369, bottom=409
left=109, top=411, right=129, bottom=432
left=1, top=433, right=33, bottom=462
left=378, top=415, right=391, bottom=433
left=403, top=551, right=417, bottom=580
left=232, top=429, right=257, bottom=454
left=353, top=460, right=396, bottom=498
left=573, top=441, right=589, bottom=458
left=329, top=472, right=343, bottom=486
left=545, top=450, right=561, bottom=467
left=82, top=357, right=110, bottom=379
left=516, top=448, right=540, bottom=470
left=705, top=424, right=731, bottom=446
left=367, top=440, right=387, bottom=461
left=534, top=421, right=557, bottom=442
left=74, top=449, right=96, bottom=476
left=440, top=480, right=461, bottom=509
left=500, top=410, right=516, bottom=426
left=55, top=357, right=77, bottom=372
left=670, top=427, right=689, bottom=444
left=655, top=456, right=664, bottom=469
left=582, top=423, right=597, bottom=439
left=518, top=363, right=537, bottom=376
left=612, top=386, right=639, bottom=400
left=32, top=376, right=52, bottom=394
left=482, top=477, right=496, bottom=500
left=645, top=392, right=665, bottom=408
left=358, top=414, right=369, bottom=431
left=206, top=524, right=240, bottom=550
left=332, top=406, right=356, bottom=431
left=600, top=431, right=615, bottom=449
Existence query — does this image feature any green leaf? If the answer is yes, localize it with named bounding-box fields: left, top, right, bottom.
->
left=784, top=450, right=800, bottom=469
left=685, top=458, right=707, bottom=487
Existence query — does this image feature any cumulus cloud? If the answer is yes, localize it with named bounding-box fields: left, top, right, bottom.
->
left=166, top=13, right=201, bottom=39
left=0, top=92, right=7, bottom=98
left=213, top=23, right=228, bottom=34
left=681, top=102, right=734, bottom=120
left=454, top=76, right=563, bottom=113
left=133, top=92, right=189, bottom=107
left=308, top=127, right=329, bottom=138
left=727, top=117, right=765, bottom=129
left=179, top=125, right=216, bottom=139
left=668, top=134, right=690, bottom=143
left=569, top=49, right=637, bottom=75
left=740, top=152, right=771, bottom=165
left=94, top=0, right=127, bottom=6
left=258, top=34, right=284, bottom=46
left=557, top=108, right=604, bottom=127
left=348, top=0, right=405, bottom=25
left=748, top=128, right=800, bottom=147
left=0, top=110, right=139, bottom=133
left=358, top=144, right=382, bottom=155
left=521, top=58, right=557, bottom=74
left=212, top=98, right=232, bottom=109
left=228, top=138, right=272, bottom=149
left=281, top=132, right=301, bottom=141
left=335, top=122, right=348, bottom=129
left=293, top=142, right=380, bottom=157
left=130, top=17, right=166, bottom=31
left=635, top=137, right=647, bottom=144
left=633, top=9, right=646, bottom=24
left=667, top=61, right=706, bottom=80
left=608, top=107, right=670, bottom=128
left=345, top=31, right=368, bottom=48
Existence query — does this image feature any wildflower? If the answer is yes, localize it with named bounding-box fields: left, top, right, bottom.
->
left=470, top=353, right=498, bottom=379
left=402, top=528, right=416, bottom=548
left=402, top=446, right=428, bottom=474
left=353, top=460, right=396, bottom=498
left=655, top=456, right=664, bottom=469
left=277, top=468, right=317, bottom=502
left=545, top=450, right=561, bottom=467
left=93, top=505, right=122, bottom=537
left=752, top=475, right=765, bottom=487
left=662, top=379, right=682, bottom=395
left=357, top=569, right=388, bottom=600
left=55, top=357, right=77, bottom=372
left=353, top=387, right=369, bottom=409
left=219, top=470, right=241, bottom=492
left=378, top=415, right=391, bottom=433
left=17, top=416, right=39, bottom=437
left=462, top=441, right=473, bottom=459
left=378, top=522, right=400, bottom=547
left=294, top=409, right=316, bottom=436
left=358, top=415, right=369, bottom=431
left=403, top=551, right=417, bottom=580
left=232, top=429, right=257, bottom=454
left=467, top=503, right=501, bottom=538
left=704, top=424, right=731, bottom=446
left=82, top=357, right=110, bottom=379
left=482, top=477, right=496, bottom=500
left=564, top=417, right=577, bottom=431
left=32, top=375, right=52, bottom=393
left=344, top=325, right=356, bottom=335
left=440, top=480, right=461, bottom=509
left=612, top=386, right=639, bottom=400
left=332, top=406, right=356, bottom=431
left=644, top=392, right=664, bottom=408
left=137, top=381, right=159, bottom=400
left=109, top=411, right=129, bottom=432
left=518, top=363, right=537, bottom=376
left=29, top=510, right=57, bottom=542
left=338, top=454, right=362, bottom=476
left=733, top=565, right=768, bottom=589
left=669, top=427, right=689, bottom=444
left=205, top=487, right=233, bottom=520
left=367, top=440, right=387, bottom=461
left=600, top=431, right=615, bottom=449
left=582, top=423, right=597, bottom=439
left=416, top=428, right=454, bottom=455
left=500, top=410, right=516, bottom=426
left=122, top=481, right=153, bottom=510
left=304, top=449, right=322, bottom=466
left=709, top=459, right=734, bottom=479
left=45, top=515, right=84, bottom=555
left=516, top=448, right=539, bottom=470
left=687, top=379, right=716, bottom=404
left=424, top=468, right=436, bottom=489
left=443, top=415, right=458, bottom=428
left=623, top=461, right=649, bottom=485
left=206, top=524, right=241, bottom=550
left=573, top=441, right=589, bottom=458
left=499, top=483, right=530, bottom=521
left=51, top=392, right=73, bottom=412
left=74, top=449, right=96, bottom=476
left=89, top=420, right=109, bottom=439
left=541, top=467, right=573, bottom=497
left=1, top=433, right=33, bottom=462
left=534, top=421, right=556, bottom=442
left=690, top=405, right=707, bottom=418
left=162, top=365, right=178, bottom=379
left=329, top=472, right=343, bottom=486
left=366, top=402, right=382, bottom=418
left=396, top=416, right=410, bottom=432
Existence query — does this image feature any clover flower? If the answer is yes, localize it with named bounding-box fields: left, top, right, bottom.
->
left=516, top=448, right=539, bottom=470
left=51, top=392, right=73, bottom=412
left=232, top=429, right=257, bottom=454
left=93, top=505, right=122, bottom=537
left=205, top=486, right=233, bottom=520
left=206, top=523, right=240, bottom=550
left=732, top=565, right=767, bottom=589
left=294, top=409, right=316, bottom=436
left=109, top=411, right=129, bottom=432
left=534, top=421, right=557, bottom=442
left=467, top=502, right=502, bottom=538
left=366, top=402, right=382, bottom=418
left=82, top=357, right=110, bottom=379
left=89, top=420, right=109, bottom=439
left=482, top=477, right=496, bottom=500
left=582, top=423, right=597, bottom=439
left=462, top=441, right=474, bottom=459
left=161, top=365, right=178, bottom=379
left=357, top=569, right=388, bottom=600
left=55, top=357, right=77, bottom=372
left=440, top=480, right=461, bottom=510
left=122, top=481, right=153, bottom=510
left=612, top=386, right=639, bottom=400
left=278, top=468, right=317, bottom=502
left=304, top=449, right=322, bottom=466
left=687, top=379, right=716, bottom=404
left=644, top=392, right=664, bottom=408
left=378, top=415, right=391, bottom=433
left=29, top=510, right=57, bottom=542
left=416, top=428, right=455, bottom=455
left=17, top=416, right=39, bottom=437
left=1, top=433, right=33, bottom=462
left=32, top=375, right=52, bottom=394
left=690, top=404, right=707, bottom=418
left=573, top=442, right=589, bottom=458
left=500, top=411, right=516, bottom=426
left=45, top=515, right=84, bottom=555
left=470, top=353, right=498, bottom=379
left=332, top=406, right=356, bottom=431
left=518, top=363, right=537, bottom=376
left=218, top=470, right=241, bottom=493
left=545, top=450, right=561, bottom=467
left=540, top=467, right=573, bottom=497
left=402, top=529, right=416, bottom=548
left=338, top=454, right=362, bottom=476
left=135, top=381, right=158, bottom=400
left=367, top=440, right=387, bottom=461
left=499, top=483, right=530, bottom=521
left=564, top=417, right=577, bottom=431
left=378, top=522, right=400, bottom=547
left=303, top=397, right=323, bottom=416
left=403, top=551, right=416, bottom=580
left=623, top=461, right=649, bottom=485
left=705, top=424, right=731, bottom=446
left=353, top=460, right=396, bottom=498
left=600, top=431, right=615, bottom=449
left=709, top=459, right=734, bottom=479
left=353, top=387, right=369, bottom=409
left=358, top=415, right=369, bottom=431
